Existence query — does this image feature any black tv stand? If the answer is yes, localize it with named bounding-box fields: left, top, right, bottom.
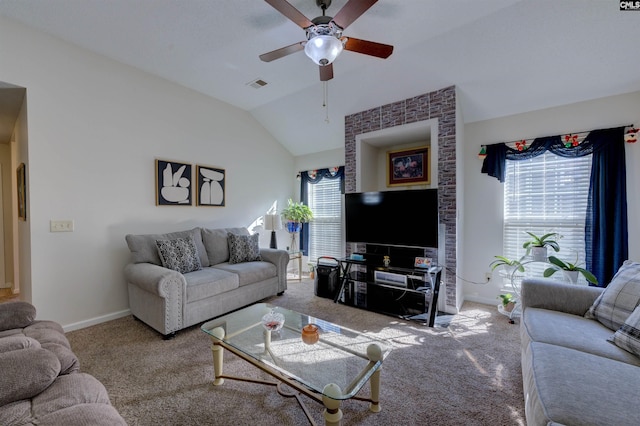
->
left=334, top=255, right=442, bottom=327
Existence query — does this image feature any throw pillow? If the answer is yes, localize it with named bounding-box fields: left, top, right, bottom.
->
left=126, top=227, right=210, bottom=267
left=202, top=227, right=250, bottom=265
left=585, top=260, right=640, bottom=330
left=0, top=301, right=36, bottom=332
left=608, top=304, right=640, bottom=358
left=155, top=237, right=203, bottom=274
left=228, top=233, right=261, bottom=264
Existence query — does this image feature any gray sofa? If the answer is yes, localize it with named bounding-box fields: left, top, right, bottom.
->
left=124, top=226, right=289, bottom=338
left=520, top=270, right=640, bottom=425
left=0, top=301, right=126, bottom=425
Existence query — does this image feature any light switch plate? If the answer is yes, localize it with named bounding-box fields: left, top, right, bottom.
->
left=50, top=220, right=74, bottom=232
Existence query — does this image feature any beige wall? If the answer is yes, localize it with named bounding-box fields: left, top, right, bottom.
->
left=0, top=16, right=296, bottom=329
left=0, top=144, right=10, bottom=287
left=12, top=98, right=29, bottom=301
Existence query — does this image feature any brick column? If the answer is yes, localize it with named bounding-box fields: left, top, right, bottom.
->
left=344, top=86, right=457, bottom=309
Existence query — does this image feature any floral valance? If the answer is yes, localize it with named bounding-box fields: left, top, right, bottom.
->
left=480, top=126, right=635, bottom=182
left=300, top=166, right=345, bottom=193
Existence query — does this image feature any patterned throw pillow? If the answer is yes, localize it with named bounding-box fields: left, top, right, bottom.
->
left=228, top=233, right=261, bottom=264
left=609, top=305, right=640, bottom=357
left=585, top=260, right=640, bottom=331
left=156, top=237, right=202, bottom=274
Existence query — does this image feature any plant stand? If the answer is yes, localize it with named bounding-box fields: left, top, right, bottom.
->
left=288, top=231, right=299, bottom=253
left=497, top=301, right=520, bottom=324
left=498, top=258, right=587, bottom=324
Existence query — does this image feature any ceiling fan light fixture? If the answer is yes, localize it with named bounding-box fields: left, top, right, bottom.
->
left=304, top=35, right=343, bottom=66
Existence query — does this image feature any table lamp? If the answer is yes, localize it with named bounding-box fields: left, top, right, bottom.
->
left=264, top=214, right=282, bottom=249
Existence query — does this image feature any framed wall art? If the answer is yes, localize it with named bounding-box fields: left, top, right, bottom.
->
left=155, top=159, right=192, bottom=205
left=387, top=146, right=430, bottom=187
left=17, top=163, right=26, bottom=221
left=196, top=165, right=225, bottom=206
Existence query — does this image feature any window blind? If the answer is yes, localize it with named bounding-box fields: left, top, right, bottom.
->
left=307, top=178, right=343, bottom=263
left=503, top=151, right=592, bottom=284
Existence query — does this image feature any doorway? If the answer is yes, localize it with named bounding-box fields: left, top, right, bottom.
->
left=0, top=82, right=26, bottom=295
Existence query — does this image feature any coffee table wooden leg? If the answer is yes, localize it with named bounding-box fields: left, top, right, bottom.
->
left=209, top=327, right=225, bottom=386
left=322, top=383, right=343, bottom=426
left=369, top=369, right=381, bottom=412
left=367, top=344, right=383, bottom=413
left=264, top=329, right=271, bottom=350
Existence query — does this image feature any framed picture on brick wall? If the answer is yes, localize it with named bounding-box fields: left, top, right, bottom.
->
left=386, top=146, right=430, bottom=187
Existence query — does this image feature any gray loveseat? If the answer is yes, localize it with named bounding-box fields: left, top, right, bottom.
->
left=124, top=226, right=289, bottom=338
left=520, top=261, right=640, bottom=425
left=0, top=301, right=126, bottom=425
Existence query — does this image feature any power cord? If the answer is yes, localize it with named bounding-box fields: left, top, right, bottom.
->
left=439, top=264, right=492, bottom=285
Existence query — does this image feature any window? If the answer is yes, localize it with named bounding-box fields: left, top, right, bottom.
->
left=503, top=151, right=592, bottom=283
left=306, top=178, right=343, bottom=263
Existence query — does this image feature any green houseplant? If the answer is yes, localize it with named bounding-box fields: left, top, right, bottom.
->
left=308, top=263, right=315, bottom=279
left=281, top=199, right=313, bottom=233
left=543, top=255, right=598, bottom=285
left=497, top=293, right=516, bottom=312
left=489, top=255, right=525, bottom=273
left=522, top=232, right=561, bottom=261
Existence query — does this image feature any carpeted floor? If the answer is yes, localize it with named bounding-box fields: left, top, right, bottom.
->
left=67, top=279, right=525, bottom=425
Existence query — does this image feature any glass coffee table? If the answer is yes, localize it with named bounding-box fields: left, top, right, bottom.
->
left=201, top=303, right=391, bottom=426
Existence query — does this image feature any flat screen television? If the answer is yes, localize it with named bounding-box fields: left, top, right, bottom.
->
left=345, top=188, right=439, bottom=248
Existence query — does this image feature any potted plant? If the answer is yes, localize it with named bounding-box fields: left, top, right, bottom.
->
left=281, top=199, right=313, bottom=233
left=490, top=255, right=525, bottom=273
left=308, top=263, right=315, bottom=279
left=489, top=255, right=526, bottom=285
left=522, top=232, right=561, bottom=261
left=543, top=255, right=598, bottom=285
left=497, top=293, right=516, bottom=312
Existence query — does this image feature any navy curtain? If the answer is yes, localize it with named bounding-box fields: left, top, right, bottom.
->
left=299, top=167, right=345, bottom=256
left=481, top=126, right=628, bottom=286
left=585, top=128, right=628, bottom=286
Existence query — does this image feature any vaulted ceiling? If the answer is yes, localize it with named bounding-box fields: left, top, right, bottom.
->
left=1, top=0, right=639, bottom=155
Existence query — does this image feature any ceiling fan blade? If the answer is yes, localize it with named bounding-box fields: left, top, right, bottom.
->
left=259, top=42, right=305, bottom=62
left=332, top=0, right=378, bottom=30
left=264, top=0, right=314, bottom=29
left=343, top=37, right=393, bottom=59
left=319, top=64, right=334, bottom=81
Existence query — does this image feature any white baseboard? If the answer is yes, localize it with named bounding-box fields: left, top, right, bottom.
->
left=63, top=309, right=131, bottom=333
left=463, top=294, right=499, bottom=306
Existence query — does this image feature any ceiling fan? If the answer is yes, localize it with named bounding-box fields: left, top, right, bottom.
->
left=260, top=0, right=394, bottom=81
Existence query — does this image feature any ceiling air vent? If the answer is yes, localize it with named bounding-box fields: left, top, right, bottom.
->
left=247, top=79, right=268, bottom=89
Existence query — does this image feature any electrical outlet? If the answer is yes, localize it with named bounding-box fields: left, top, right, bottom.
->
left=50, top=220, right=74, bottom=232
left=485, top=272, right=492, bottom=282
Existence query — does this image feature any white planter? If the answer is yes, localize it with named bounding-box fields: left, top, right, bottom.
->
left=566, top=270, right=579, bottom=283
left=531, top=246, right=547, bottom=262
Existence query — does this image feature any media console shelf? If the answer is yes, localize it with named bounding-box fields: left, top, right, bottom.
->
left=334, top=257, right=442, bottom=327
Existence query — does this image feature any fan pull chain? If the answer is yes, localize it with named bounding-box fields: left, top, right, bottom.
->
left=323, top=81, right=329, bottom=123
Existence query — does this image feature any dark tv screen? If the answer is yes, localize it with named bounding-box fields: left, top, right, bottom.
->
left=345, top=189, right=439, bottom=248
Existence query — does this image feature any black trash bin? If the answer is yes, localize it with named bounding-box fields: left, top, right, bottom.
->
left=314, top=257, right=341, bottom=299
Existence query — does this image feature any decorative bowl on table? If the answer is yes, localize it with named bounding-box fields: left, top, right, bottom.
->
left=301, top=324, right=320, bottom=345
left=261, top=309, right=285, bottom=332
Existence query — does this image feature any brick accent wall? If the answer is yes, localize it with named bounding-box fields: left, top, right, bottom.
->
left=344, top=86, right=458, bottom=309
